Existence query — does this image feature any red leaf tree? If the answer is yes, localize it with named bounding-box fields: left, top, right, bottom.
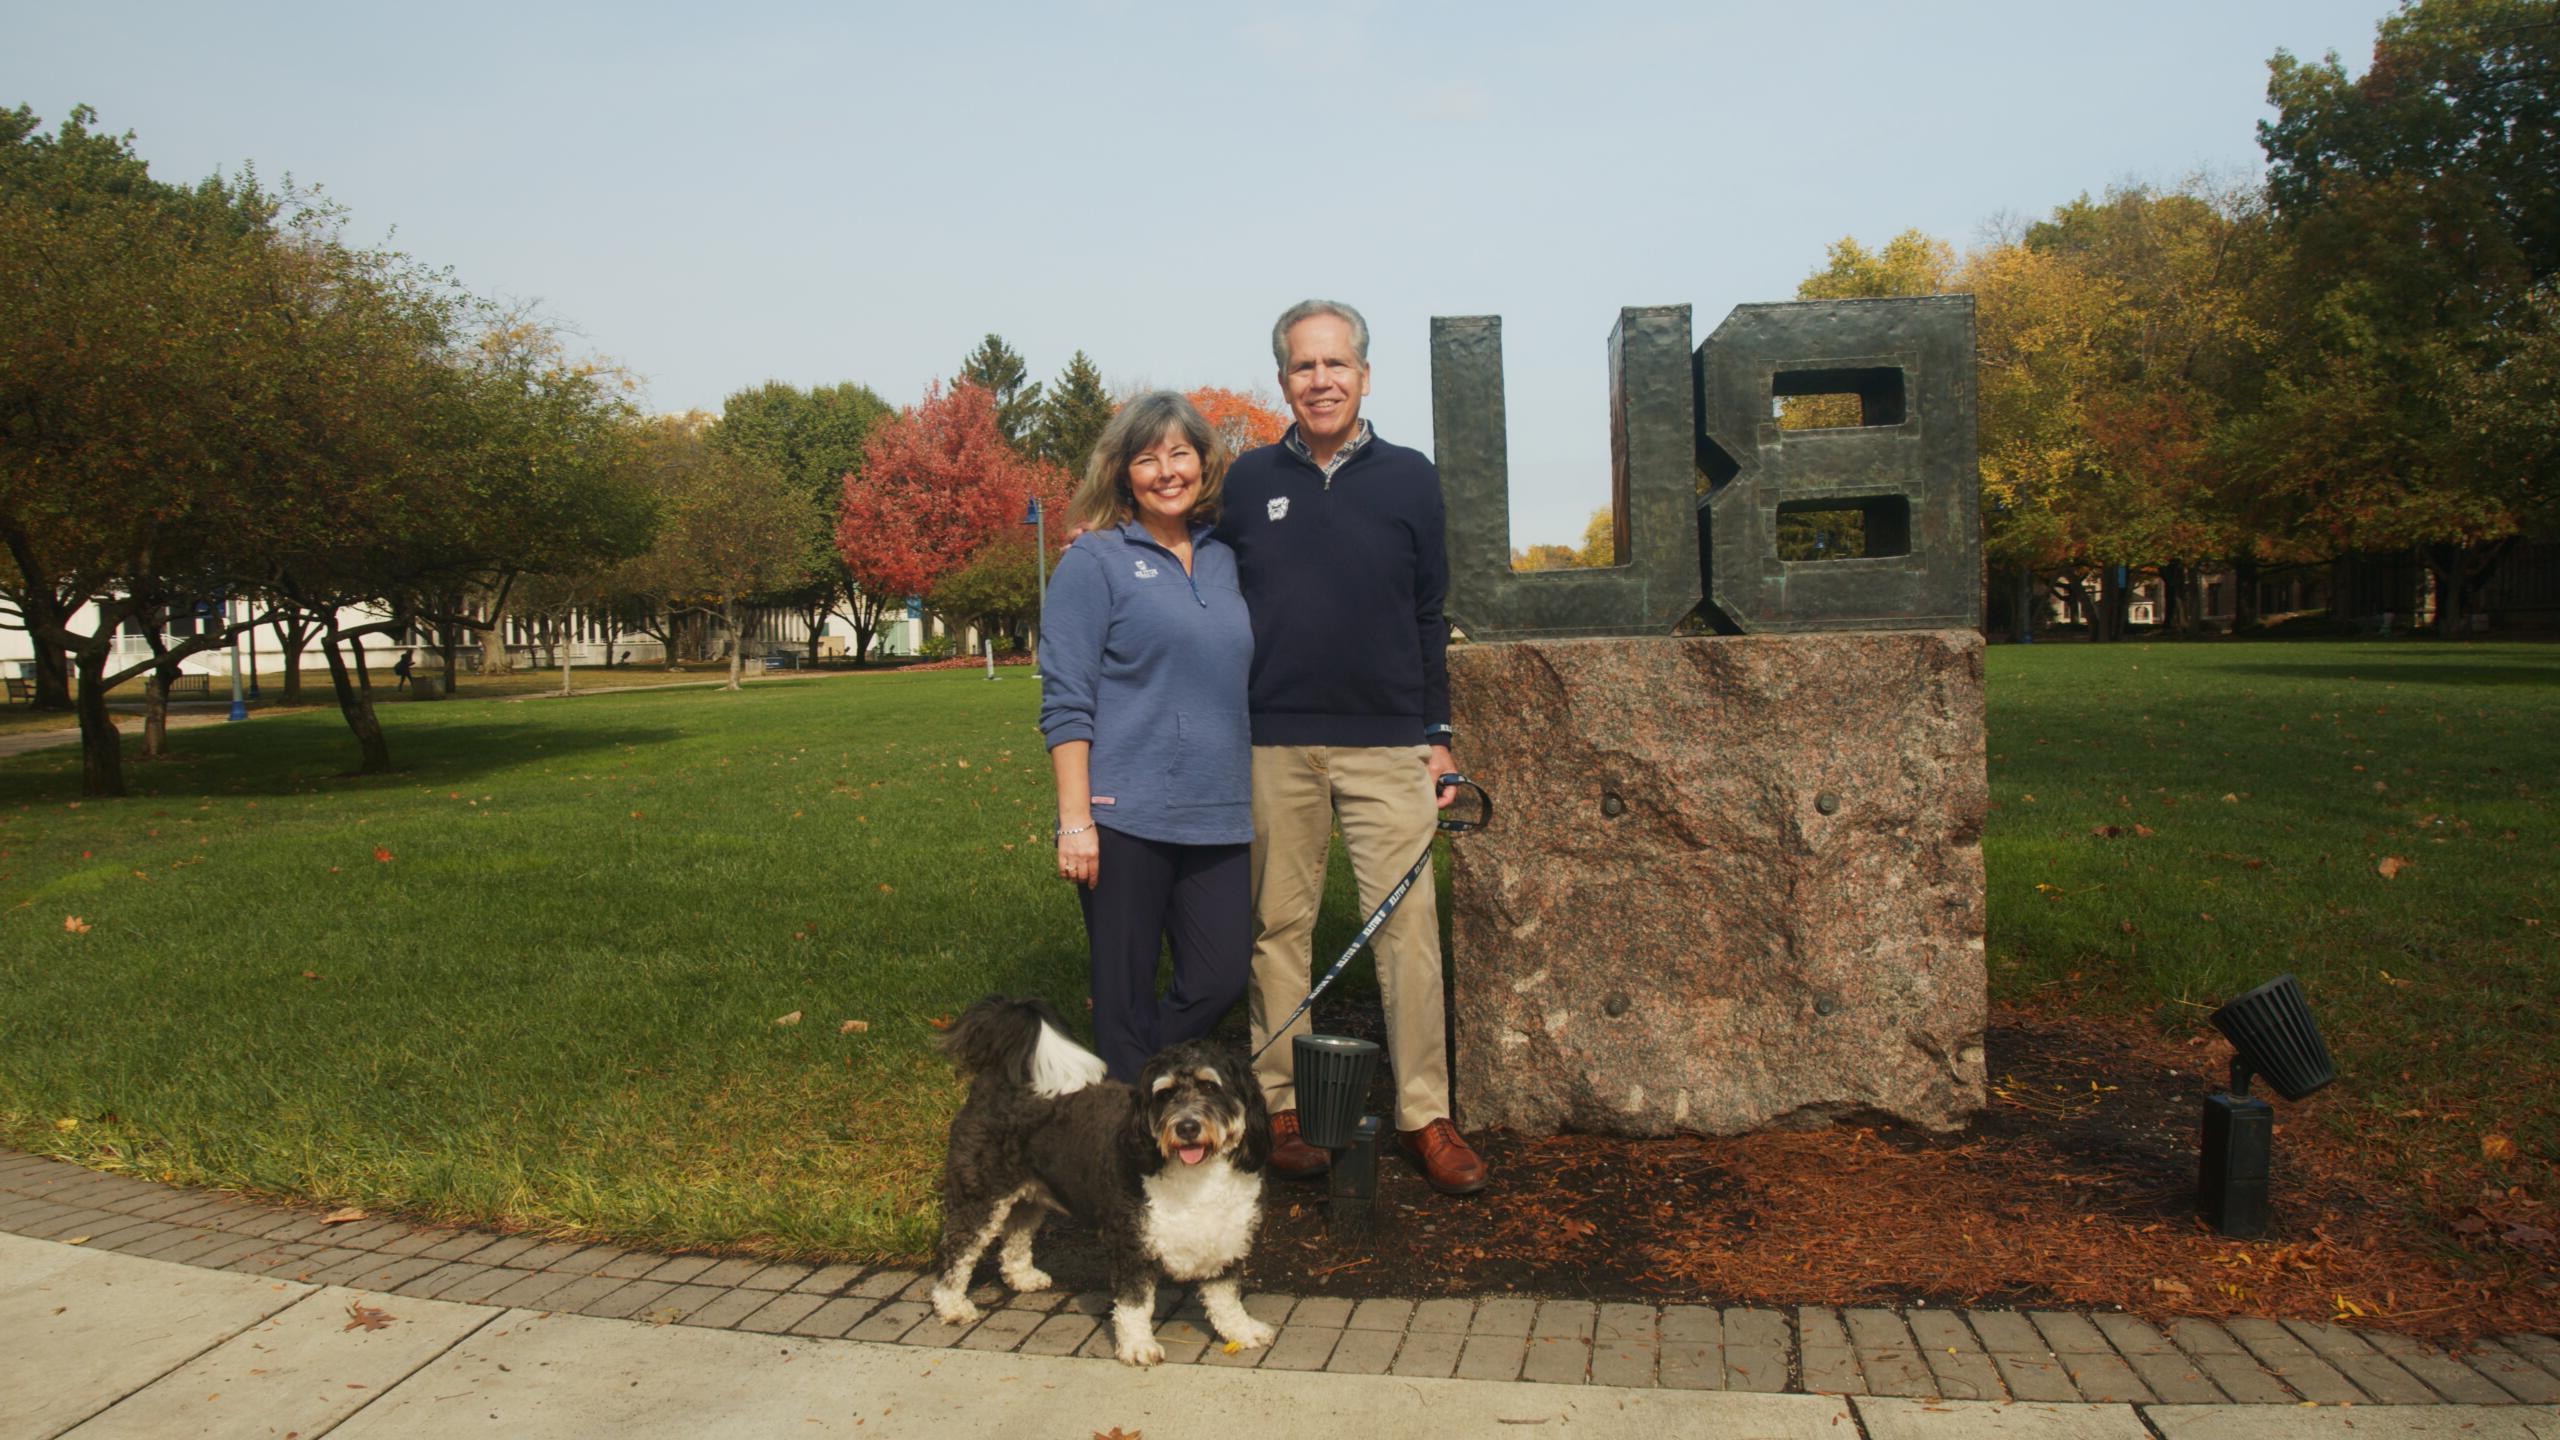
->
left=837, top=382, right=1068, bottom=654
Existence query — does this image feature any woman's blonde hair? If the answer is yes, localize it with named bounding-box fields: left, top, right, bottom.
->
left=1067, top=390, right=1231, bottom=533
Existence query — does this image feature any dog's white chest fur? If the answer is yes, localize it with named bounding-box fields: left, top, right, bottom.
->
left=1139, top=1159, right=1261, bottom=1281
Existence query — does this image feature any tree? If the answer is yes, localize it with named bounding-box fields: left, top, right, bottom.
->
left=626, top=414, right=809, bottom=691
left=837, top=382, right=1067, bottom=657
left=1185, top=386, right=1288, bottom=456
left=1035, top=350, right=1113, bottom=473
left=1577, top=505, right=1615, bottom=567
left=709, top=379, right=895, bottom=663
left=1510, top=543, right=1580, bottom=571
left=2256, top=0, right=2560, bottom=632
left=0, top=115, right=370, bottom=792
left=1780, top=231, right=1963, bottom=557
left=930, top=534, right=1044, bottom=649
left=0, top=104, right=254, bottom=717
left=957, top=333, right=1043, bottom=455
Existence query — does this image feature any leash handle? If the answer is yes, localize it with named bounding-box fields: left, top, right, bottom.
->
left=1436, top=772, right=1491, bottom=833
left=1249, top=772, right=1493, bottom=1064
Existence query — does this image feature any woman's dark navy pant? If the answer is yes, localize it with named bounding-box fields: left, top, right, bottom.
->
left=1079, top=825, right=1250, bottom=1083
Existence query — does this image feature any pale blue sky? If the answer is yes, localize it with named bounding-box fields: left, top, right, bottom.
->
left=12, top=1, right=2395, bottom=546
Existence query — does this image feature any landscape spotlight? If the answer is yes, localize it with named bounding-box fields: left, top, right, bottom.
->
left=2200, top=974, right=2338, bottom=1238
left=1294, top=1034, right=1383, bottom=1233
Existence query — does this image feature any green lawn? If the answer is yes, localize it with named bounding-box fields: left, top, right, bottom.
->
left=0, top=642, right=2552, bottom=1261
left=1984, top=639, right=2560, bottom=1187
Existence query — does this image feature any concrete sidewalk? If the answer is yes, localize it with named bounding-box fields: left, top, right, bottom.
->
left=9, top=1234, right=2553, bottom=1440
left=10, top=1146, right=2558, bottom=1410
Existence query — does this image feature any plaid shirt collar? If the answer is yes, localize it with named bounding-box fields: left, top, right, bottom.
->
left=1283, top=418, right=1373, bottom=482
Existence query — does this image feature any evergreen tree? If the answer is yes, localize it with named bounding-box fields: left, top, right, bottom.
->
left=956, top=333, right=1043, bottom=454
left=1036, top=350, right=1114, bottom=474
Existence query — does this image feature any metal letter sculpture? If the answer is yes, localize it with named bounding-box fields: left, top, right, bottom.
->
left=1435, top=297, right=1980, bottom=639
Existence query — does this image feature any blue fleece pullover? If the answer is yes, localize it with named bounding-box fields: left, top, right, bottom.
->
left=1213, top=429, right=1451, bottom=747
left=1037, top=522, right=1254, bottom=846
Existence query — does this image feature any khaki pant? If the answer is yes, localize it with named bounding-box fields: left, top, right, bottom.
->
left=1247, top=744, right=1450, bottom=1129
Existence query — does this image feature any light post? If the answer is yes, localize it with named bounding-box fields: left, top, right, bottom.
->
left=1023, top=497, right=1048, bottom=676
left=225, top=595, right=247, bottom=722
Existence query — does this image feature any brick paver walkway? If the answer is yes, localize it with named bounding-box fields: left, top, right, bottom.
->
left=6, top=1148, right=2555, bottom=1405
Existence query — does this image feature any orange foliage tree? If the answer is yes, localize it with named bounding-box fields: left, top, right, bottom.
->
left=1184, top=386, right=1288, bottom=456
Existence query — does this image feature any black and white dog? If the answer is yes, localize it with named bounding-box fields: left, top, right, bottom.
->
left=932, top=996, right=1276, bottom=1366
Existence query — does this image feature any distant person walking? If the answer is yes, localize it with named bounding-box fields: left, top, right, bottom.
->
left=393, top=651, right=414, bottom=690
left=1038, top=391, right=1254, bottom=1083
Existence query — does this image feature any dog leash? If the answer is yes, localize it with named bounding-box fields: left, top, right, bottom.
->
left=1249, top=773, right=1492, bottom=1064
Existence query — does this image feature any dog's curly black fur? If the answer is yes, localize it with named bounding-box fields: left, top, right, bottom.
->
left=930, top=995, right=1276, bottom=1365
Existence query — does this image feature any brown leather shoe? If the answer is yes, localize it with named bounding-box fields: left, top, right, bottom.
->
left=1268, top=1109, right=1330, bottom=1180
left=1397, top=1118, right=1489, bottom=1195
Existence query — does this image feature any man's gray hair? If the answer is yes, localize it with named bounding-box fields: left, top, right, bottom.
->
left=1271, top=299, right=1370, bottom=371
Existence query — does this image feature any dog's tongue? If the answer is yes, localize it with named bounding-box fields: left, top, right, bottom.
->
left=1177, top=1144, right=1210, bottom=1166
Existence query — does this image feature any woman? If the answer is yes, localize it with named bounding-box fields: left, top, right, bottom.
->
left=1038, top=391, right=1254, bottom=1083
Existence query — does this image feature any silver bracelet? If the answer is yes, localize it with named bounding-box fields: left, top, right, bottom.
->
left=1057, top=822, right=1094, bottom=838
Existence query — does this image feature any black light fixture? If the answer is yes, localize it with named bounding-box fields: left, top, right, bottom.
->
left=1294, top=1035, right=1382, bottom=1231
left=2201, top=974, right=2338, bottom=1238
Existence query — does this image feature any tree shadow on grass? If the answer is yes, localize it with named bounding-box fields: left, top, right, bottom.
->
left=2220, top=658, right=2560, bottom=689
left=0, top=721, right=690, bottom=803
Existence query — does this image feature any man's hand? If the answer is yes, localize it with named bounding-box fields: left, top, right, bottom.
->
left=1427, top=744, right=1457, bottom=808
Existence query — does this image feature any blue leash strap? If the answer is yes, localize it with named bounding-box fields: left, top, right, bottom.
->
left=1249, top=774, right=1491, bottom=1063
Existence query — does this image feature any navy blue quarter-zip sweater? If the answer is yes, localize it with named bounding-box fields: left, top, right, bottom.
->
left=1213, top=429, right=1450, bottom=747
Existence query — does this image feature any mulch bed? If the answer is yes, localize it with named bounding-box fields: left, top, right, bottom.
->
left=1037, top=1001, right=2556, bottom=1343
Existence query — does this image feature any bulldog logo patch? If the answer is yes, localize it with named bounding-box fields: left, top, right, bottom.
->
left=1267, top=496, right=1291, bottom=522
left=1134, top=558, right=1160, bottom=579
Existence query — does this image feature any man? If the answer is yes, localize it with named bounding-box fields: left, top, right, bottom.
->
left=1212, top=299, right=1488, bottom=1196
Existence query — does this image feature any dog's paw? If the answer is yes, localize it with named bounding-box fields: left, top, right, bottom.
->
left=930, top=1289, right=981, bottom=1327
left=1001, top=1264, right=1053, bottom=1293
left=1221, top=1316, right=1277, bottom=1350
left=1114, top=1332, right=1166, bottom=1367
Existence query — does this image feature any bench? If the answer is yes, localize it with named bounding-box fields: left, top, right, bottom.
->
left=3, top=677, right=31, bottom=705
left=761, top=652, right=800, bottom=672
left=160, top=674, right=212, bottom=700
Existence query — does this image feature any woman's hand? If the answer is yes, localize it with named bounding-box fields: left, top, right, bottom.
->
left=1058, top=824, right=1100, bottom=887
left=1051, top=740, right=1098, bottom=887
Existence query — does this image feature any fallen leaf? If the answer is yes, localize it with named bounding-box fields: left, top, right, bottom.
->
left=2377, top=856, right=2408, bottom=880
left=372, top=847, right=394, bottom=864
left=322, top=1206, right=367, bottom=1225
left=2150, top=1277, right=2192, bottom=1295
left=839, top=1019, right=869, bottom=1035
left=63, top=915, right=90, bottom=934
left=2132, top=824, right=2155, bottom=838
left=1095, top=1428, right=1144, bottom=1440
left=65, top=1235, right=90, bottom=1245
left=54, top=1117, right=76, bottom=1132
left=774, top=1011, right=803, bottom=1027
left=2483, top=1134, right=2519, bottom=1162
left=343, top=1301, right=395, bottom=1332
left=2091, top=825, right=2124, bottom=839
left=877, top=883, right=894, bottom=893
left=2221, top=793, right=2239, bottom=804
left=2452, top=1215, right=2492, bottom=1235
left=925, top=1015, right=954, bottom=1031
